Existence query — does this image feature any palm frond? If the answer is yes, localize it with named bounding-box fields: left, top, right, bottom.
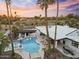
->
left=47, top=0, right=55, bottom=4
left=5, top=0, right=11, bottom=5
left=40, top=2, right=44, bottom=10
left=37, top=0, right=55, bottom=10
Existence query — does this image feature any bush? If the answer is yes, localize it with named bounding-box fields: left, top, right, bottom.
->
left=12, top=53, right=23, bottom=59
left=43, top=47, right=53, bottom=55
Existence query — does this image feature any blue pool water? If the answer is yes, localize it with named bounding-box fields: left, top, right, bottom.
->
left=14, top=37, right=40, bottom=53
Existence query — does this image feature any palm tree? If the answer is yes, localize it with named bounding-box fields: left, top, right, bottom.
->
left=52, top=0, right=59, bottom=58
left=0, top=32, right=10, bottom=55
left=53, top=0, right=59, bottom=50
left=37, top=0, right=59, bottom=58
left=14, top=12, right=16, bottom=20
left=0, top=36, right=10, bottom=55
left=37, top=0, right=55, bottom=49
left=5, top=0, right=14, bottom=56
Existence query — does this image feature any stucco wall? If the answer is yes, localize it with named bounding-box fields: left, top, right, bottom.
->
left=59, top=39, right=79, bottom=54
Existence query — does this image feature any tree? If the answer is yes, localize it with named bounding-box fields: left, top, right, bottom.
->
left=53, top=0, right=59, bottom=58
left=0, top=22, right=2, bottom=30
left=0, top=32, right=10, bottom=55
left=66, top=13, right=75, bottom=18
left=37, top=0, right=55, bottom=49
left=65, top=14, right=79, bottom=28
left=15, top=21, right=20, bottom=28
left=37, top=0, right=60, bottom=58
left=5, top=0, right=15, bottom=56
left=12, top=26, right=18, bottom=39
left=54, top=0, right=59, bottom=50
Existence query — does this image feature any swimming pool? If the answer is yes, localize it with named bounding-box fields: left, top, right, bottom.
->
left=14, top=37, right=40, bottom=53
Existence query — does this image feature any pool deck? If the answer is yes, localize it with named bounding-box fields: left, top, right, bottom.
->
left=15, top=49, right=30, bottom=59
left=15, top=48, right=44, bottom=59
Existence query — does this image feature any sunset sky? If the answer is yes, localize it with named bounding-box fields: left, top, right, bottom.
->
left=0, top=0, right=79, bottom=17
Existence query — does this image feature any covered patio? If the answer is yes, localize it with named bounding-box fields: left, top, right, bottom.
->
left=17, top=29, right=37, bottom=38
left=56, top=38, right=79, bottom=58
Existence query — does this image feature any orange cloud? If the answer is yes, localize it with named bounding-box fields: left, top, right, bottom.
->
left=0, top=1, right=78, bottom=17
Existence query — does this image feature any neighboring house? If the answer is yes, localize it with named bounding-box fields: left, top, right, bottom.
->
left=36, top=25, right=79, bottom=58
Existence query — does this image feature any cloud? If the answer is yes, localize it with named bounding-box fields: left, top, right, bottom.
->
left=0, top=0, right=79, bottom=17
left=72, top=0, right=79, bottom=2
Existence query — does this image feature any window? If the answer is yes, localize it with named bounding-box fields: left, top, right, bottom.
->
left=72, top=41, right=78, bottom=48
left=63, top=40, right=65, bottom=45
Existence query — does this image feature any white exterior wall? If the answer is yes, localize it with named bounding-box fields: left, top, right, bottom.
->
left=78, top=43, right=79, bottom=48
left=60, top=39, right=79, bottom=54
left=70, top=45, right=79, bottom=54
left=60, top=40, right=63, bottom=44
left=59, top=39, right=72, bottom=46
left=24, top=33, right=27, bottom=37
left=65, top=39, right=71, bottom=46
left=55, top=41, right=57, bottom=48
left=18, top=33, right=21, bottom=38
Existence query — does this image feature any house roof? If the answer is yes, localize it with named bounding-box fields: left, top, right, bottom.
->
left=18, top=29, right=36, bottom=33
left=36, top=25, right=79, bottom=42
left=66, top=30, right=79, bottom=42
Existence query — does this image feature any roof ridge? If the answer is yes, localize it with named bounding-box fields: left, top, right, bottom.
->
left=66, top=29, right=78, bottom=36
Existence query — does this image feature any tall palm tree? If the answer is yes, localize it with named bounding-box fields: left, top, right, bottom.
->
left=5, top=0, right=14, bottom=56
left=37, top=0, right=55, bottom=49
left=52, top=0, right=59, bottom=58
left=37, top=0, right=59, bottom=58
left=54, top=0, right=59, bottom=50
